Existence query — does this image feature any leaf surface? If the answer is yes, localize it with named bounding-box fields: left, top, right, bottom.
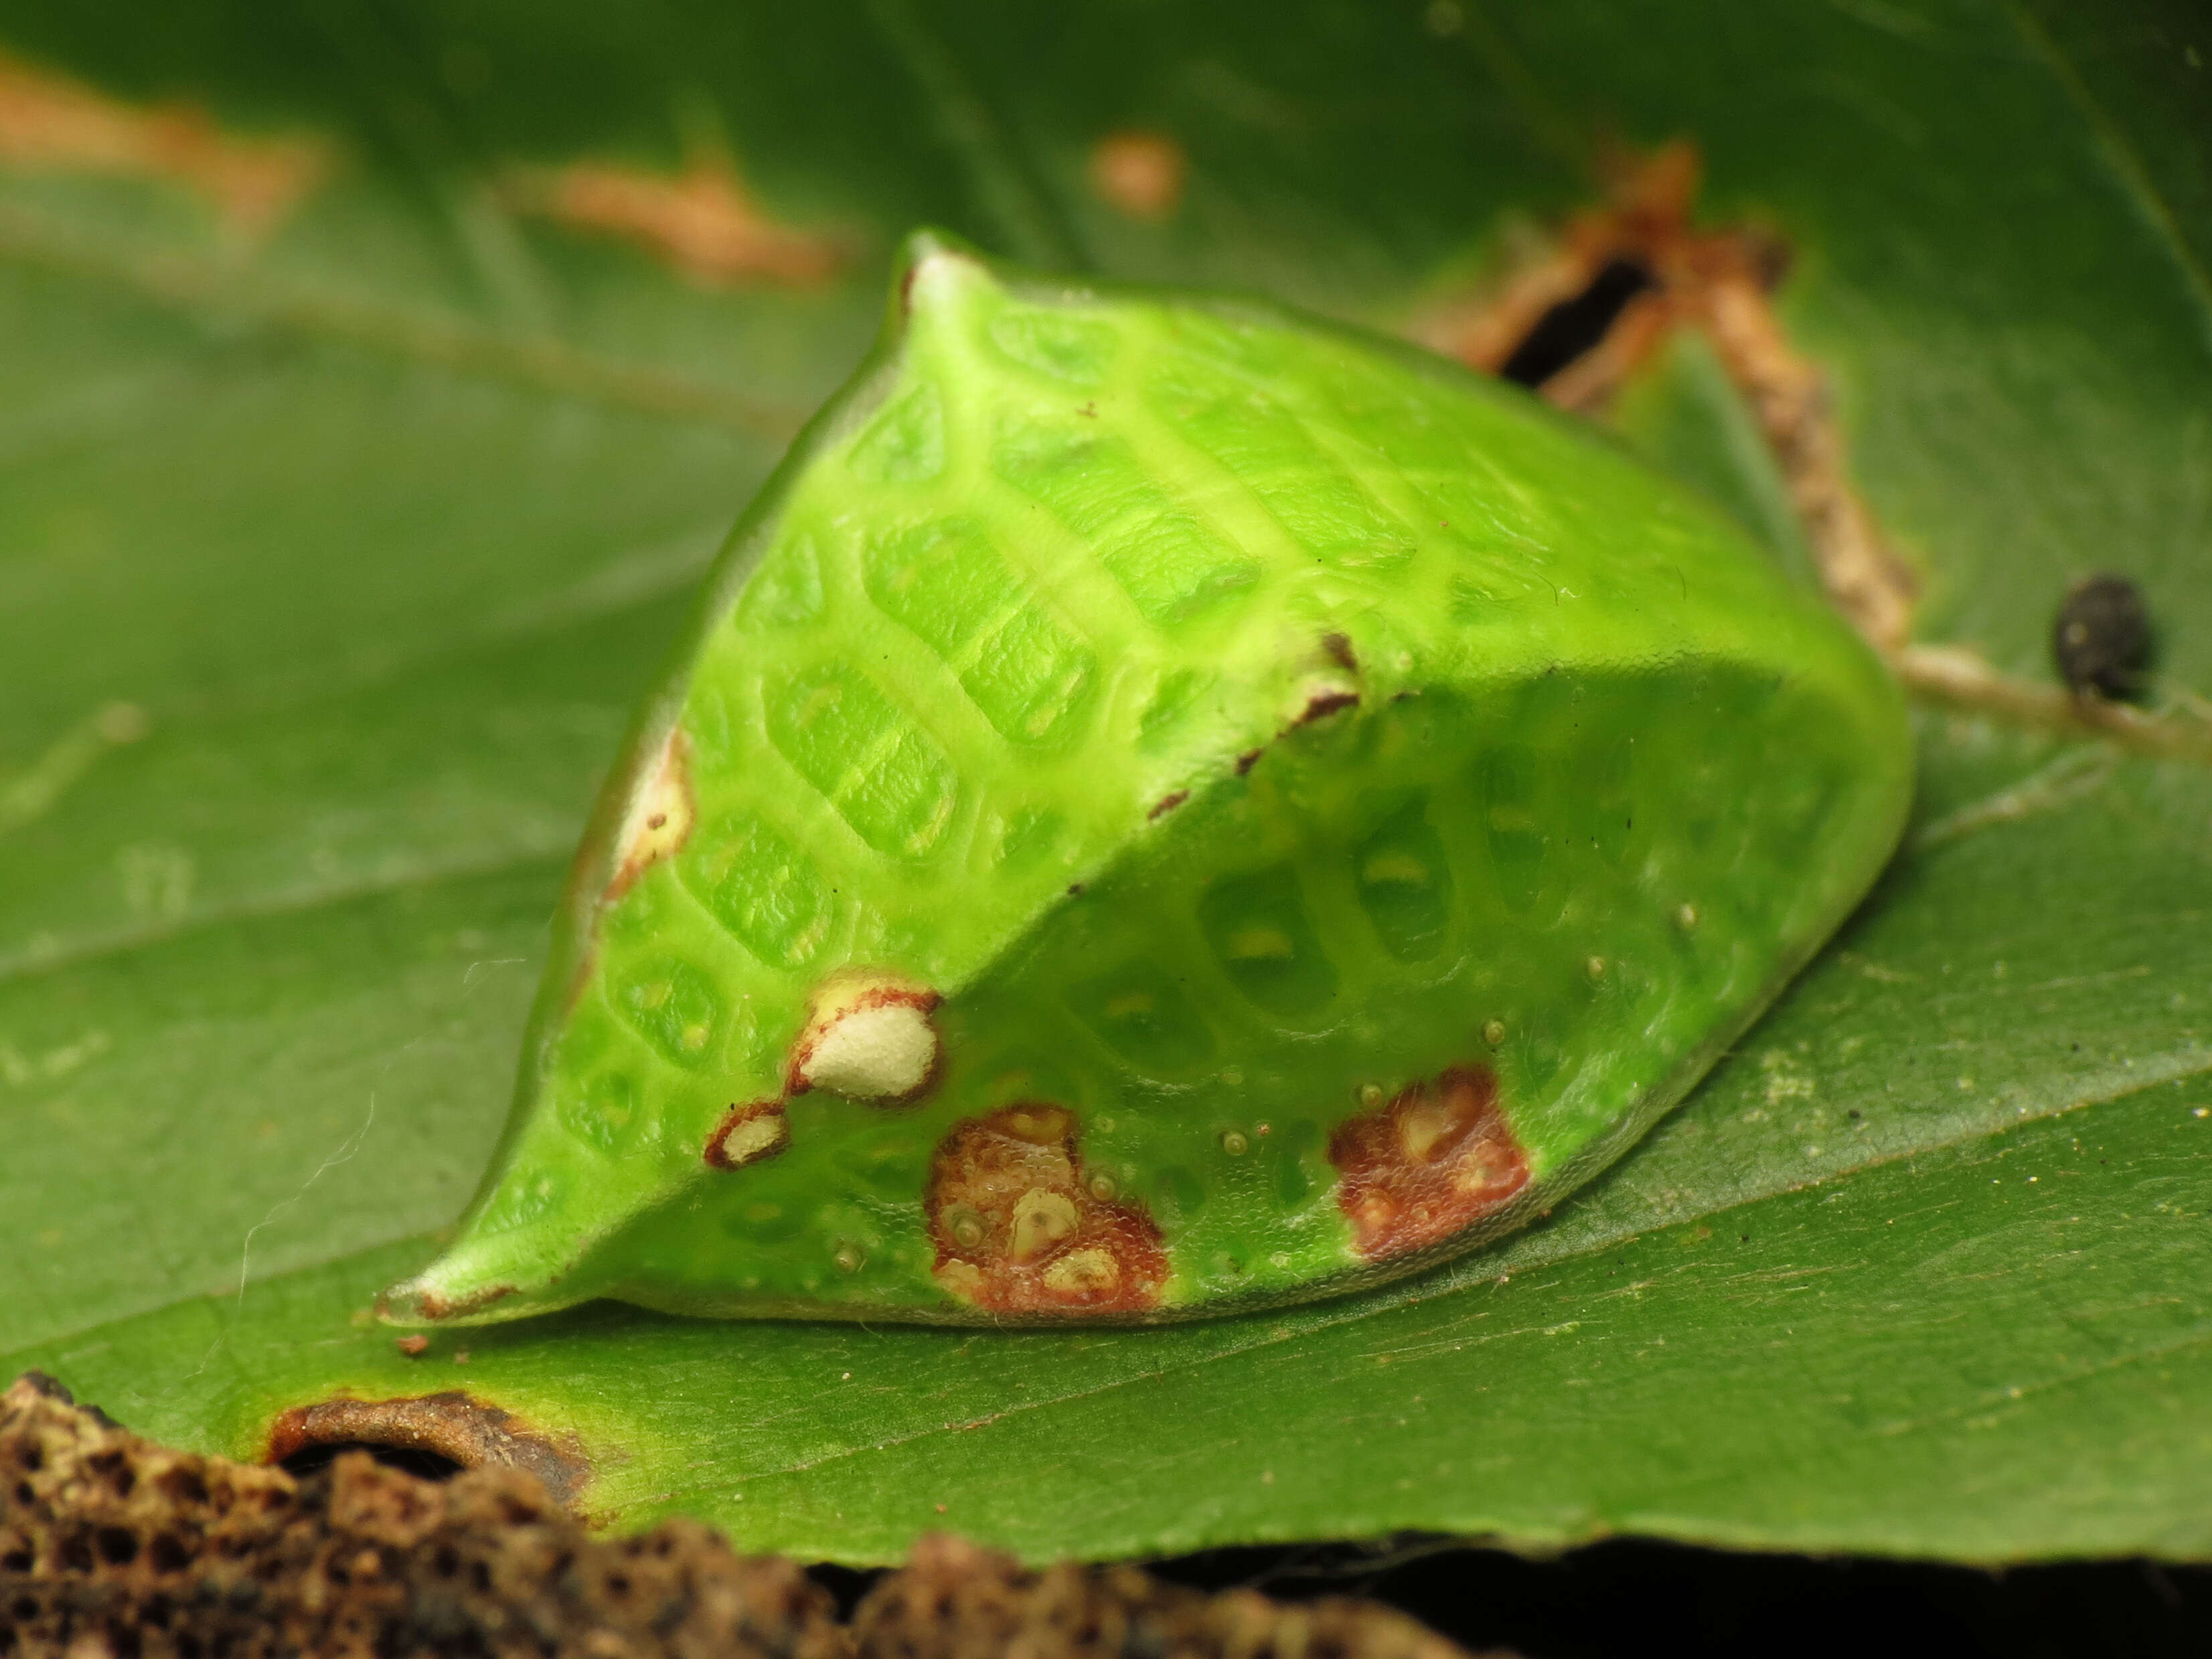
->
left=3, top=0, right=2209, bottom=1565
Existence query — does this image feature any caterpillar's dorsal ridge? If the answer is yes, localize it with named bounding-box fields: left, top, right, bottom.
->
left=380, top=228, right=1912, bottom=1330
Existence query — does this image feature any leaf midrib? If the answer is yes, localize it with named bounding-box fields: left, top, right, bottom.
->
left=0, top=841, right=570, bottom=988
left=0, top=202, right=815, bottom=439
left=1999, top=0, right=2212, bottom=355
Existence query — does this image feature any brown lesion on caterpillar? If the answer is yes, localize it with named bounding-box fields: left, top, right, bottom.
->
left=785, top=972, right=941, bottom=1102
left=1288, top=631, right=1362, bottom=731
left=926, top=1105, right=1168, bottom=1314
left=702, top=1101, right=789, bottom=1170
left=1292, top=690, right=1360, bottom=726
left=607, top=726, right=694, bottom=900
left=393, top=1281, right=518, bottom=1324
left=1148, top=789, right=1189, bottom=821
left=1228, top=635, right=1364, bottom=787
left=1328, top=1064, right=1529, bottom=1261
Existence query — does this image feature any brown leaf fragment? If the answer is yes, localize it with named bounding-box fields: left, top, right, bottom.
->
left=0, top=48, right=327, bottom=236
left=514, top=157, right=847, bottom=288
left=1088, top=130, right=1188, bottom=220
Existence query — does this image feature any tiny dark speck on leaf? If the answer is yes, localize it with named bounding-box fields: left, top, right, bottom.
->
left=2052, top=573, right=2152, bottom=701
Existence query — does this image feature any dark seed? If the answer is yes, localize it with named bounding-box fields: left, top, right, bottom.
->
left=2053, top=574, right=2152, bottom=702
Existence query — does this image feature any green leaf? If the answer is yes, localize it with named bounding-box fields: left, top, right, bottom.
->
left=4, top=0, right=2210, bottom=1565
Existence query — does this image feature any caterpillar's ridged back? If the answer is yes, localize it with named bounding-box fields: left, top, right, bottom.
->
left=383, top=231, right=1909, bottom=1329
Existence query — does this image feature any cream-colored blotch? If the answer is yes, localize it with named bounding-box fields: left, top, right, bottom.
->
left=610, top=727, right=693, bottom=894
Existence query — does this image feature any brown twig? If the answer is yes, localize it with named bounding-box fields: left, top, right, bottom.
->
left=1419, top=143, right=1919, bottom=656
left=1895, top=644, right=2212, bottom=765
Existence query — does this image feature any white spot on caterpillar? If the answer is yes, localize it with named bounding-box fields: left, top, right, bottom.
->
left=610, top=726, right=693, bottom=896
left=788, top=973, right=940, bottom=1101
left=705, top=1101, right=789, bottom=1170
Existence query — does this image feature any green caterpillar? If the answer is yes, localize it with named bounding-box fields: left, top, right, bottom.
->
left=383, top=230, right=1911, bottom=1328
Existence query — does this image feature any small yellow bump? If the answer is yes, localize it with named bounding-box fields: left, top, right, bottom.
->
left=1482, top=1018, right=1507, bottom=1047
left=1008, top=1189, right=1079, bottom=1263
left=1586, top=955, right=1607, bottom=982
left=1218, top=1129, right=1250, bottom=1157
left=1043, top=1247, right=1121, bottom=1297
left=1224, top=926, right=1296, bottom=961
left=1676, top=902, right=1700, bottom=931
left=935, top=1258, right=985, bottom=1300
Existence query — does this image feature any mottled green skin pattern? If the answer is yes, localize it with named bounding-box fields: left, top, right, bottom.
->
left=384, top=232, right=1911, bottom=1328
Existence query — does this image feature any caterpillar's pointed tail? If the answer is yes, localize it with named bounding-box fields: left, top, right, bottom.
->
left=377, top=1237, right=586, bottom=1328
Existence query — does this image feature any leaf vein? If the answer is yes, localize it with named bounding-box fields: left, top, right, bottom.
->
left=0, top=204, right=807, bottom=440
left=1998, top=0, right=2212, bottom=357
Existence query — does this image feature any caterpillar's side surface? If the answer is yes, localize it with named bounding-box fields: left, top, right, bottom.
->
left=382, top=230, right=1910, bottom=1329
